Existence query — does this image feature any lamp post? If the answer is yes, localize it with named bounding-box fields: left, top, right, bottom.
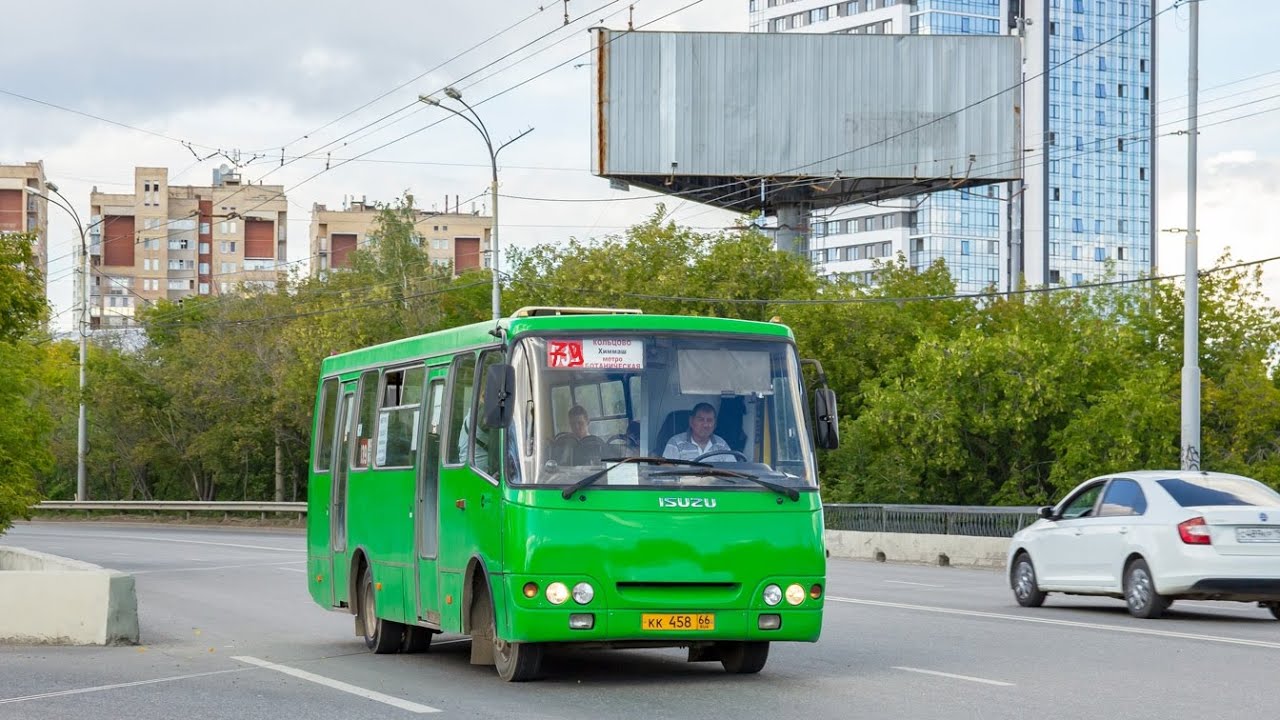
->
left=27, top=182, right=90, bottom=500
left=419, top=89, right=533, bottom=322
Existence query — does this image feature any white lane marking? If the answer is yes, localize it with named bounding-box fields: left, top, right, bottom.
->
left=0, top=669, right=245, bottom=705
left=133, top=560, right=305, bottom=575
left=278, top=567, right=308, bottom=573
left=114, top=535, right=304, bottom=553
left=19, top=532, right=303, bottom=553
left=892, top=666, right=1013, bottom=687
left=830, top=596, right=1280, bottom=650
left=884, top=580, right=945, bottom=588
left=232, top=656, right=439, bottom=714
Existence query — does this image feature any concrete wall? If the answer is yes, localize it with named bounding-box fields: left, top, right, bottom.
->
left=825, top=530, right=1011, bottom=570
left=0, top=546, right=139, bottom=645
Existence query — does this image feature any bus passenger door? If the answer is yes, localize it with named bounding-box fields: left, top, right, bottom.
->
left=415, top=375, right=446, bottom=626
left=329, top=388, right=356, bottom=607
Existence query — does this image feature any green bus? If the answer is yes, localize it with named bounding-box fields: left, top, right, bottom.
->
left=306, top=307, right=838, bottom=681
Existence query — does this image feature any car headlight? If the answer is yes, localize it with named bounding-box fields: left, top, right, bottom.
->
left=572, top=582, right=594, bottom=605
left=785, top=583, right=805, bottom=606
left=546, top=582, right=569, bottom=605
left=763, top=584, right=782, bottom=606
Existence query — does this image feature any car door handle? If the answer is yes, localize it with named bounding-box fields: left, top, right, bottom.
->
left=1073, top=529, right=1084, bottom=536
left=1118, top=527, right=1129, bottom=534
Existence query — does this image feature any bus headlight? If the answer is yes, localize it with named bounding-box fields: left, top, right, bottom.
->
left=546, top=582, right=569, bottom=605
left=572, top=582, right=594, bottom=605
left=785, top=583, right=805, bottom=605
left=763, top=584, right=782, bottom=606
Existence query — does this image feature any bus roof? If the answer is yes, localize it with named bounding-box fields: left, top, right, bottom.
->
left=319, top=311, right=794, bottom=376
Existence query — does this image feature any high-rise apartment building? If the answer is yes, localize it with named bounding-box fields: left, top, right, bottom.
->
left=0, top=161, right=49, bottom=287
left=88, top=166, right=287, bottom=328
left=751, top=0, right=1156, bottom=291
left=310, top=197, right=494, bottom=279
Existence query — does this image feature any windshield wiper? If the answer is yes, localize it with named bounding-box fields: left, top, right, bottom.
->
left=648, top=467, right=801, bottom=501
left=561, top=457, right=711, bottom=499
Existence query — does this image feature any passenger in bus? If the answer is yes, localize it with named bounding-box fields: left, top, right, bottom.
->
left=552, top=405, right=605, bottom=466
left=662, top=402, right=733, bottom=461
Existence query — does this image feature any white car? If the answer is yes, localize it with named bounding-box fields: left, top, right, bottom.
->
left=1007, top=470, right=1280, bottom=619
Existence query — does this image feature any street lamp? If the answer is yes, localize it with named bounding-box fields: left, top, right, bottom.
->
left=419, top=88, right=533, bottom=322
left=26, top=181, right=90, bottom=500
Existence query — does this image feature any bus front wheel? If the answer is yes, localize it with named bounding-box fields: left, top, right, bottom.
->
left=358, top=567, right=404, bottom=654
left=487, top=598, right=542, bottom=681
left=719, top=641, right=769, bottom=674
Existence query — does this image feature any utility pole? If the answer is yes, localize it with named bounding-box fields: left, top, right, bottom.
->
left=1181, top=1, right=1201, bottom=471
left=29, top=182, right=91, bottom=499
left=419, top=90, right=533, bottom=322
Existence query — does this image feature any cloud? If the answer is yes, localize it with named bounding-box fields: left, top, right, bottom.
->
left=1158, top=151, right=1280, bottom=304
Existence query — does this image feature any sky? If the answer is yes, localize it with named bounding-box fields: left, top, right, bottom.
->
left=2, top=0, right=1278, bottom=332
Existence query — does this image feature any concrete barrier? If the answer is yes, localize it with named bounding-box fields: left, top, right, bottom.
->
left=825, top=530, right=1011, bottom=570
left=0, top=546, right=139, bottom=645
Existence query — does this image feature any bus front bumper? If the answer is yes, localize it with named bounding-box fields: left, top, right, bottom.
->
left=504, top=606, right=823, bottom=644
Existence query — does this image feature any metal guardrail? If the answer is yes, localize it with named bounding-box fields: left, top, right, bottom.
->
left=824, top=503, right=1041, bottom=538
left=34, top=501, right=1041, bottom=537
left=36, top=501, right=307, bottom=516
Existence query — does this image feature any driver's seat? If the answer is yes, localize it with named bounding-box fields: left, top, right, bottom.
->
left=652, top=409, right=692, bottom=456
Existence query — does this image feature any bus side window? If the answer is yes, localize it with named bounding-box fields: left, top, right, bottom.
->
left=375, top=365, right=424, bottom=468
left=473, top=350, right=505, bottom=479
left=314, top=377, right=339, bottom=472
left=444, top=353, right=477, bottom=466
left=352, top=369, right=379, bottom=468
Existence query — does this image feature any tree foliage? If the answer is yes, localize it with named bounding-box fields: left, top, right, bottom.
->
left=19, top=201, right=1280, bottom=509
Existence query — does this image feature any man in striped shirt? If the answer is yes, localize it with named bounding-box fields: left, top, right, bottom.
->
left=662, top=402, right=733, bottom=461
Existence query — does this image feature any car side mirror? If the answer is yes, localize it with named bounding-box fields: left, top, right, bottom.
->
left=813, top=388, right=839, bottom=450
left=482, top=363, right=516, bottom=429
left=1038, top=506, right=1055, bottom=520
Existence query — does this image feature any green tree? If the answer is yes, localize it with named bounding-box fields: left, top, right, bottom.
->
left=0, top=232, right=46, bottom=343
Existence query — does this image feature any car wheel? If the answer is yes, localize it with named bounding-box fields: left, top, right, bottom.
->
left=1269, top=603, right=1280, bottom=621
left=1123, top=558, right=1170, bottom=619
left=359, top=566, right=405, bottom=653
left=1011, top=554, right=1047, bottom=608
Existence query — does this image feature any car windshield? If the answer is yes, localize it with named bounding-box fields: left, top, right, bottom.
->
left=1157, top=476, right=1280, bottom=507
left=507, top=334, right=817, bottom=489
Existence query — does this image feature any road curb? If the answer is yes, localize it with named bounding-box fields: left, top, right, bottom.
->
left=0, top=545, right=140, bottom=645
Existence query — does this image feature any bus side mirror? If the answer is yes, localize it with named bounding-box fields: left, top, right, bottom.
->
left=813, top=388, right=839, bottom=450
left=482, top=364, right=516, bottom=429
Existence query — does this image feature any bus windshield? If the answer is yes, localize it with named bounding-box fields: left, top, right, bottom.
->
left=509, top=334, right=817, bottom=489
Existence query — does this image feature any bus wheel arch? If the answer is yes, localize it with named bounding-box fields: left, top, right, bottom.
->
left=464, top=557, right=496, bottom=665
left=347, top=549, right=370, bottom=617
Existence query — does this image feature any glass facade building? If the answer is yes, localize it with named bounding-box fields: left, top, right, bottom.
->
left=750, top=0, right=1156, bottom=291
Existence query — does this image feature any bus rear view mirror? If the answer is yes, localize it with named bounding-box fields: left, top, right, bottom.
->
left=813, top=388, right=839, bottom=450
left=482, top=363, right=516, bottom=429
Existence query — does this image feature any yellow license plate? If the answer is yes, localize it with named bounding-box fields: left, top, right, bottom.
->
left=641, top=613, right=715, bottom=631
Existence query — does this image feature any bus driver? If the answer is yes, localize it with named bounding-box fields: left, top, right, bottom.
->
left=662, top=402, right=733, bottom=461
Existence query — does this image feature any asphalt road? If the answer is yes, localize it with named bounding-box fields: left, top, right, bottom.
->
left=3, top=521, right=1279, bottom=719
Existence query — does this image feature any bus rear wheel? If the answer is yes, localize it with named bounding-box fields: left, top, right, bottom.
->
left=358, top=566, right=404, bottom=654
left=719, top=641, right=769, bottom=674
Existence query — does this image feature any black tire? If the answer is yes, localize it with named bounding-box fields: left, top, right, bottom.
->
left=1123, top=558, right=1170, bottom=619
left=358, top=567, right=405, bottom=653
left=487, top=591, right=542, bottom=681
left=1011, top=554, right=1047, bottom=608
left=402, top=625, right=434, bottom=653
left=719, top=641, right=769, bottom=674
left=1269, top=603, right=1280, bottom=621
